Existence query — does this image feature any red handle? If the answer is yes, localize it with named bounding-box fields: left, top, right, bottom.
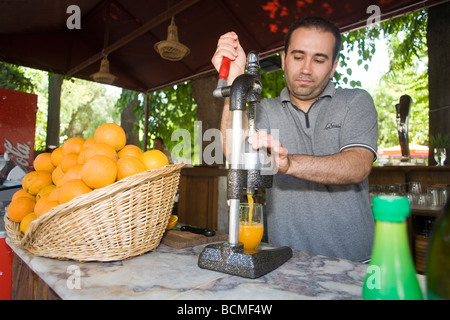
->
left=218, top=57, right=231, bottom=80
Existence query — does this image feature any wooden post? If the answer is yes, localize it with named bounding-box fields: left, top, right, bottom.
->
left=427, top=2, right=450, bottom=165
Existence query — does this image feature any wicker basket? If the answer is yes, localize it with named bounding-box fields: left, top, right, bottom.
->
left=4, top=163, right=184, bottom=262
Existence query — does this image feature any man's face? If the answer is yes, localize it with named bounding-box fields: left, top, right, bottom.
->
left=282, top=27, right=338, bottom=109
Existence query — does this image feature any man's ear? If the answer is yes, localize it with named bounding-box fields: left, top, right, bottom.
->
left=330, top=59, right=338, bottom=78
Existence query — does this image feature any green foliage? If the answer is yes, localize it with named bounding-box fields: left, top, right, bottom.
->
left=370, top=10, right=429, bottom=149
left=60, top=78, right=119, bottom=142
left=0, top=62, right=35, bottom=93
left=260, top=69, right=285, bottom=99
left=13, top=66, right=120, bottom=150
left=115, top=83, right=198, bottom=160
left=429, top=133, right=450, bottom=149
left=371, top=66, right=429, bottom=149
left=337, top=26, right=380, bottom=87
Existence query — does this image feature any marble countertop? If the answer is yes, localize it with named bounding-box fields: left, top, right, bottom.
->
left=6, top=238, right=376, bottom=300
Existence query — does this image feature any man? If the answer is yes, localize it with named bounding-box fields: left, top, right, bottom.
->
left=212, top=17, right=378, bottom=262
left=153, top=137, right=173, bottom=164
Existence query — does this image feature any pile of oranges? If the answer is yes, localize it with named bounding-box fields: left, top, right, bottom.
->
left=7, top=123, right=169, bottom=234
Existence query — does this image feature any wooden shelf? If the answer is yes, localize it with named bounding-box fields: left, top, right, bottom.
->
left=411, top=206, right=445, bottom=217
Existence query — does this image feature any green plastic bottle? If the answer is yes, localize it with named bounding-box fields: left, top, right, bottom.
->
left=362, top=196, right=423, bottom=300
left=426, top=197, right=450, bottom=300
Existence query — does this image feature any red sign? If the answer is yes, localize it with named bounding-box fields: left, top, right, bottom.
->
left=0, top=88, right=38, bottom=171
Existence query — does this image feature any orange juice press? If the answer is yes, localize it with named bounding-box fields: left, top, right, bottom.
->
left=198, top=53, right=292, bottom=278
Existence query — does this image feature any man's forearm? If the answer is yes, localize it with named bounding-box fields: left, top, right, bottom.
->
left=284, top=148, right=374, bottom=185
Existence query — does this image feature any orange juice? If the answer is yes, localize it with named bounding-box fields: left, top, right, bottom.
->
left=239, top=222, right=264, bottom=250
left=247, top=193, right=254, bottom=223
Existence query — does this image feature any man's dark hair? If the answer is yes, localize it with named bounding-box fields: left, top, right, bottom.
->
left=284, top=16, right=342, bottom=61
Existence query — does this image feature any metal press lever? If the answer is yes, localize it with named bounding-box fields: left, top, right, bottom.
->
left=213, top=57, right=231, bottom=98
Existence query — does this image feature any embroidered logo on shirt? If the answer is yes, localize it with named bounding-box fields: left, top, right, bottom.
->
left=325, top=123, right=342, bottom=130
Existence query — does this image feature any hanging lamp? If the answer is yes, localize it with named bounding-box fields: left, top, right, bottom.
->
left=91, top=56, right=117, bottom=84
left=154, top=16, right=190, bottom=61
left=90, top=2, right=117, bottom=84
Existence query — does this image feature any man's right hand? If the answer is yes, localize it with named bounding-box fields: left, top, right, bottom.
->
left=211, top=32, right=246, bottom=85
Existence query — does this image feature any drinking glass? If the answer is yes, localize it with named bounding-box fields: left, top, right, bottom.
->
left=409, top=181, right=422, bottom=194
left=434, top=148, right=447, bottom=166
left=428, top=187, right=441, bottom=207
left=239, top=203, right=264, bottom=250
left=440, top=187, right=449, bottom=206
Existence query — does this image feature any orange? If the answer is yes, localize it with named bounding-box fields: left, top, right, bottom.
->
left=61, top=164, right=83, bottom=184
left=36, top=200, right=59, bottom=218
left=59, top=179, right=92, bottom=204
left=81, top=155, right=117, bottom=189
left=52, top=165, right=65, bottom=187
left=78, top=138, right=96, bottom=165
left=20, top=212, right=37, bottom=234
left=33, top=152, right=55, bottom=173
left=12, top=189, right=35, bottom=202
left=6, top=196, right=36, bottom=222
left=140, top=149, right=169, bottom=170
left=22, top=170, right=53, bottom=195
left=117, top=156, right=146, bottom=180
left=62, top=137, right=85, bottom=156
left=36, top=184, right=56, bottom=201
left=60, top=153, right=79, bottom=173
left=50, top=147, right=64, bottom=167
left=77, top=149, right=86, bottom=165
left=118, top=144, right=142, bottom=159
left=34, top=193, right=50, bottom=217
left=166, top=215, right=178, bottom=230
left=83, top=137, right=96, bottom=149
left=21, top=171, right=35, bottom=190
left=83, top=143, right=118, bottom=162
left=94, top=123, right=127, bottom=151
left=48, top=186, right=61, bottom=203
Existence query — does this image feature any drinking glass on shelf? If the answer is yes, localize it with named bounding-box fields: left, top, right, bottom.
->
left=417, top=193, right=430, bottom=207
left=239, top=203, right=264, bottom=250
left=434, top=148, right=447, bottom=166
left=440, top=187, right=449, bottom=206
left=409, top=181, right=422, bottom=194
left=428, top=187, right=441, bottom=207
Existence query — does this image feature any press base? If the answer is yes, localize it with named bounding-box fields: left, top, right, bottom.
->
left=198, top=242, right=293, bottom=279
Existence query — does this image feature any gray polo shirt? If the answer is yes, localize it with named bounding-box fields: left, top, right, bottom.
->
left=256, top=81, right=378, bottom=261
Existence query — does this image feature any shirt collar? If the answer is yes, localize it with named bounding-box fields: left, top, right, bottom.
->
left=280, top=81, right=336, bottom=106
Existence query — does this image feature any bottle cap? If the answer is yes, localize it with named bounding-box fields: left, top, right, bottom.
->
left=372, top=195, right=410, bottom=222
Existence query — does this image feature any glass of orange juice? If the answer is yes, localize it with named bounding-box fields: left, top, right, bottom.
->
left=239, top=202, right=264, bottom=250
